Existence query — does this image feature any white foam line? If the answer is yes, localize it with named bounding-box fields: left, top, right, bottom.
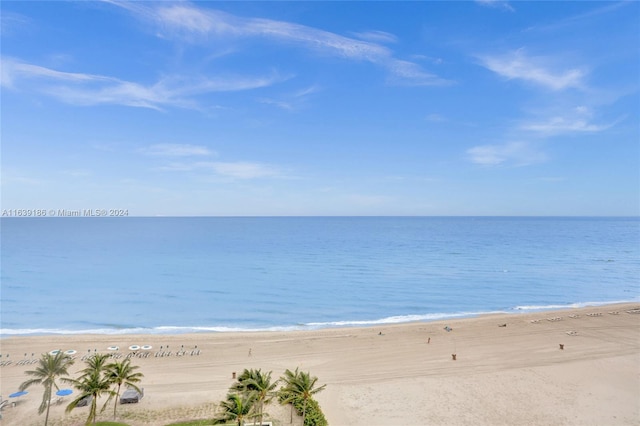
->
left=2, top=298, right=637, bottom=336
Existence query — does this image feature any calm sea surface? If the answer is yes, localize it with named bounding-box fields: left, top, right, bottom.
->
left=1, top=217, right=638, bottom=335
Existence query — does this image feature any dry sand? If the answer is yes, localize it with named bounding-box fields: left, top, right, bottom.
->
left=1, top=303, right=639, bottom=426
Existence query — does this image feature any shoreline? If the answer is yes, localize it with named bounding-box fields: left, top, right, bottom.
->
left=2, top=299, right=638, bottom=337
left=1, top=302, right=639, bottom=425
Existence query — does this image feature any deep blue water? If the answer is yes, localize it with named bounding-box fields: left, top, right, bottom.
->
left=1, top=217, right=638, bottom=335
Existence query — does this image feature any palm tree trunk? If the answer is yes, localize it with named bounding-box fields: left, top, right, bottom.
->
left=113, top=384, right=121, bottom=419
left=44, top=390, right=52, bottom=426
left=90, top=395, right=97, bottom=425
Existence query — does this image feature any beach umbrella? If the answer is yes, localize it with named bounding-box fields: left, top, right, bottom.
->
left=56, top=389, right=73, bottom=397
left=64, top=349, right=77, bottom=356
left=9, top=391, right=28, bottom=398
left=49, top=349, right=61, bottom=355
left=128, top=345, right=140, bottom=351
left=141, top=345, right=152, bottom=351
left=107, top=346, right=119, bottom=351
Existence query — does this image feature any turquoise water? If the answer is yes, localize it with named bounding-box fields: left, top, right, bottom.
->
left=1, top=217, right=638, bottom=335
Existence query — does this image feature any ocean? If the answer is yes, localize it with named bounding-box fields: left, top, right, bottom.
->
left=1, top=217, right=638, bottom=336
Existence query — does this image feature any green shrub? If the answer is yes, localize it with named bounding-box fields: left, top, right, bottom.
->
left=279, top=393, right=327, bottom=426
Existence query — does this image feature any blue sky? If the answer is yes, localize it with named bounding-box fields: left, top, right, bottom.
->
left=1, top=1, right=638, bottom=216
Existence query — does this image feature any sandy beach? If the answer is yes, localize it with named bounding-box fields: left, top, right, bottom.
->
left=1, top=302, right=639, bottom=426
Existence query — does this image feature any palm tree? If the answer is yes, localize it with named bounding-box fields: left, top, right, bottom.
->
left=279, top=368, right=301, bottom=423
left=233, top=368, right=278, bottom=426
left=65, top=367, right=115, bottom=424
left=213, top=392, right=257, bottom=426
left=80, top=353, right=110, bottom=375
left=19, top=351, right=75, bottom=426
left=280, top=370, right=326, bottom=425
left=105, top=359, right=144, bottom=420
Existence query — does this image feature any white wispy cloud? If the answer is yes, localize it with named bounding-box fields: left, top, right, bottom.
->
left=105, top=1, right=450, bottom=87
left=520, top=105, right=621, bottom=136
left=0, top=57, right=283, bottom=110
left=144, top=144, right=284, bottom=180
left=385, top=59, right=449, bottom=86
left=210, top=161, right=281, bottom=179
left=524, top=1, right=631, bottom=33
left=258, top=85, right=321, bottom=111
left=521, top=116, right=615, bottom=135
left=140, top=144, right=215, bottom=157
left=466, top=141, right=546, bottom=167
left=257, top=98, right=295, bottom=111
left=293, top=85, right=320, bottom=98
left=411, top=54, right=444, bottom=65
left=479, top=49, right=586, bottom=90
left=156, top=3, right=216, bottom=36
left=1, top=11, right=31, bottom=36
left=351, top=30, right=398, bottom=44
left=475, top=0, right=515, bottom=12
left=157, top=161, right=283, bottom=179
left=467, top=105, right=619, bottom=168
left=1, top=58, right=111, bottom=88
left=156, top=162, right=201, bottom=172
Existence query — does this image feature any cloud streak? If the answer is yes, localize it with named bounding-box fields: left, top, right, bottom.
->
left=2, top=2, right=451, bottom=111
left=520, top=106, right=621, bottom=136
left=139, top=142, right=284, bottom=179
left=521, top=116, right=616, bottom=135
left=210, top=161, right=282, bottom=179
left=351, top=30, right=398, bottom=44
left=258, top=85, right=321, bottom=111
left=140, top=144, right=215, bottom=157
left=0, top=11, right=31, bottom=36
left=106, top=1, right=450, bottom=87
left=1, top=57, right=283, bottom=110
left=467, top=141, right=546, bottom=167
left=158, top=160, right=284, bottom=179
left=479, top=49, right=586, bottom=90
left=472, top=43, right=622, bottom=167
left=475, top=0, right=515, bottom=12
